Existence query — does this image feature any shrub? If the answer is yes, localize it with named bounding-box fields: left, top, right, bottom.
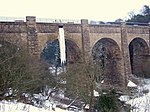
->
left=95, top=90, right=121, bottom=112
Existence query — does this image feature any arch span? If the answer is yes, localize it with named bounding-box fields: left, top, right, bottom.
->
left=92, top=38, right=123, bottom=87
left=41, top=39, right=81, bottom=66
left=129, top=37, right=150, bottom=77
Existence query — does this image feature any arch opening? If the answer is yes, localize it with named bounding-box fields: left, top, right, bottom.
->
left=129, top=38, right=150, bottom=77
left=41, top=39, right=81, bottom=67
left=92, top=38, right=123, bottom=87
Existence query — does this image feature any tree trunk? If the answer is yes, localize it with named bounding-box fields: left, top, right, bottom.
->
left=89, top=84, right=94, bottom=112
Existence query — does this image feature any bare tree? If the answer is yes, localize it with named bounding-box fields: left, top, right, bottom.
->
left=64, top=59, right=103, bottom=112
left=0, top=39, right=57, bottom=103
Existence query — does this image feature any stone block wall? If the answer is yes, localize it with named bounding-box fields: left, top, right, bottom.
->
left=0, top=16, right=150, bottom=90
left=26, top=16, right=39, bottom=57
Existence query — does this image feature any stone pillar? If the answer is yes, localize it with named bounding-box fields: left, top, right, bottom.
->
left=81, top=19, right=90, bottom=62
left=26, top=16, right=39, bottom=57
left=121, top=22, right=132, bottom=86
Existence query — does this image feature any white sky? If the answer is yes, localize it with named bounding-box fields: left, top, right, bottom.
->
left=0, top=0, right=150, bottom=22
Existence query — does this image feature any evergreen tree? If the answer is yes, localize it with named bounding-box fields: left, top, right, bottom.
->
left=127, top=5, right=150, bottom=23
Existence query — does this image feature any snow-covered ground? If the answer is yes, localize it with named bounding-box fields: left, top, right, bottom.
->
left=0, top=90, right=100, bottom=112
left=0, top=88, right=82, bottom=112
left=0, top=100, right=82, bottom=112
left=120, top=78, right=150, bottom=112
left=2, top=79, right=150, bottom=112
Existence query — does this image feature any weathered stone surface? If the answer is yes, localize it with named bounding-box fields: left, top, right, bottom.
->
left=26, top=16, right=39, bottom=57
left=121, top=23, right=132, bottom=87
left=0, top=16, right=150, bottom=90
left=81, top=19, right=90, bottom=61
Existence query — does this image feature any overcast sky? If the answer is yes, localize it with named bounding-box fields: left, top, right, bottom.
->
left=0, top=0, right=150, bottom=22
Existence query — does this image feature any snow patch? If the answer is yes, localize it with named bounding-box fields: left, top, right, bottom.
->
left=84, top=104, right=89, bottom=109
left=0, top=100, right=74, bottom=112
left=127, top=80, right=137, bottom=87
left=126, top=94, right=150, bottom=112
left=119, top=95, right=130, bottom=102
left=119, top=78, right=150, bottom=112
left=93, top=90, right=99, bottom=97
left=101, top=80, right=104, bottom=84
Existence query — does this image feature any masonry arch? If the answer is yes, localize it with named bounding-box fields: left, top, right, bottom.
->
left=38, top=34, right=58, bottom=54
left=41, top=39, right=81, bottom=66
left=129, top=37, right=150, bottom=77
left=65, top=39, right=81, bottom=64
left=92, top=38, right=123, bottom=87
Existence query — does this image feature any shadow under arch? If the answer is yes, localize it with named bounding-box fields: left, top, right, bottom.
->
left=40, top=39, right=81, bottom=66
left=129, top=37, right=150, bottom=77
left=92, top=38, right=123, bottom=88
left=65, top=39, right=81, bottom=64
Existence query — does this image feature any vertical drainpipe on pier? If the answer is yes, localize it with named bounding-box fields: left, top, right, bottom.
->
left=81, top=19, right=91, bottom=62
left=121, top=22, right=132, bottom=88
left=58, top=24, right=66, bottom=68
left=26, top=16, right=39, bottom=57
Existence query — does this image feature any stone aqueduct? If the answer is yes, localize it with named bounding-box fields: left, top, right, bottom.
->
left=0, top=16, right=150, bottom=89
